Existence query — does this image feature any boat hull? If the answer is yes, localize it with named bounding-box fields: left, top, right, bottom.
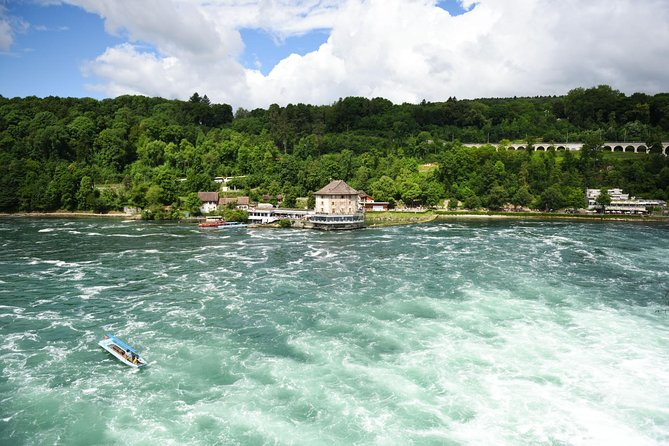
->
left=218, top=222, right=247, bottom=229
left=99, top=335, right=148, bottom=369
left=199, top=221, right=247, bottom=228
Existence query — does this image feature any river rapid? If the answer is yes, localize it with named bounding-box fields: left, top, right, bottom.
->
left=1, top=218, right=668, bottom=445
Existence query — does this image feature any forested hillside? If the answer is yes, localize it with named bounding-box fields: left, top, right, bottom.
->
left=1, top=86, right=668, bottom=217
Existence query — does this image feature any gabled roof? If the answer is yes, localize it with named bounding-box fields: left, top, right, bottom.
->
left=218, top=196, right=251, bottom=206
left=218, top=196, right=250, bottom=206
left=314, top=180, right=359, bottom=196
left=198, top=192, right=219, bottom=202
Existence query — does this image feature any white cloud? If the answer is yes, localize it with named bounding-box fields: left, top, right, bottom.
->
left=69, top=0, right=669, bottom=108
left=0, top=6, right=29, bottom=52
left=0, top=17, right=12, bottom=51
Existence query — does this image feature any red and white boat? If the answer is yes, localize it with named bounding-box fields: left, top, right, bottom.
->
left=198, top=218, right=226, bottom=227
left=198, top=219, right=247, bottom=228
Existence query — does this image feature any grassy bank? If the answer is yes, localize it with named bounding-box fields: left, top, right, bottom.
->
left=0, top=211, right=134, bottom=219
left=434, top=210, right=668, bottom=222
left=365, top=210, right=437, bottom=226
left=365, top=209, right=669, bottom=226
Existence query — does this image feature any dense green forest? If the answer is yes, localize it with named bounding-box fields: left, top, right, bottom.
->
left=1, top=85, right=668, bottom=218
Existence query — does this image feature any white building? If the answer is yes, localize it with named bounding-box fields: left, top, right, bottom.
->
left=197, top=192, right=219, bottom=214
left=358, top=190, right=389, bottom=211
left=247, top=208, right=311, bottom=224
left=214, top=176, right=247, bottom=192
left=586, top=188, right=666, bottom=214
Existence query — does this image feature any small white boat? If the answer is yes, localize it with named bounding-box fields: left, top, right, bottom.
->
left=99, top=334, right=148, bottom=369
left=218, top=221, right=247, bottom=229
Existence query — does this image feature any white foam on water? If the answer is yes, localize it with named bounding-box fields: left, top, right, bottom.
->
left=3, top=220, right=669, bottom=445
left=76, top=284, right=120, bottom=300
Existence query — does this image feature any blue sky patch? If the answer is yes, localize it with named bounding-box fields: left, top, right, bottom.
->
left=239, top=28, right=330, bottom=76
left=436, top=1, right=475, bottom=16
left=1, top=3, right=123, bottom=98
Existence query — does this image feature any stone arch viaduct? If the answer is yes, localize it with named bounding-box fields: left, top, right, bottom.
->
left=463, top=142, right=669, bottom=155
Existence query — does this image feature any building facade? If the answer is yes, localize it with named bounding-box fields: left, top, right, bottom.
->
left=586, top=188, right=666, bottom=214
left=358, top=191, right=389, bottom=211
left=314, top=180, right=361, bottom=214
left=310, top=180, right=364, bottom=230
left=197, top=192, right=219, bottom=214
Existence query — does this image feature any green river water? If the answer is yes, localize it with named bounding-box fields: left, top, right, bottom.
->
left=1, top=218, right=668, bottom=445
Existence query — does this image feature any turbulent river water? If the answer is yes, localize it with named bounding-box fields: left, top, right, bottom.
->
left=1, top=218, right=668, bottom=445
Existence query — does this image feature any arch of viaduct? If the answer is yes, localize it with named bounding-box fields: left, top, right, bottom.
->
left=463, top=142, right=669, bottom=155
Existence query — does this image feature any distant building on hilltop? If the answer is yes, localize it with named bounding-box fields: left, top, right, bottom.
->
left=214, top=176, right=247, bottom=192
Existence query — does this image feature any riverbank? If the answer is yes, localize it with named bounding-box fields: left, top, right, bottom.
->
left=0, top=211, right=138, bottom=219
left=365, top=209, right=669, bottom=226
left=2, top=210, right=668, bottom=226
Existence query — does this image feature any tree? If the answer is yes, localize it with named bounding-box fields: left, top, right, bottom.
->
left=511, top=185, right=533, bottom=210
left=462, top=193, right=482, bottom=210
left=595, top=188, right=611, bottom=214
left=94, top=128, right=127, bottom=175
left=307, top=192, right=316, bottom=209
left=563, top=186, right=586, bottom=210
left=137, top=140, right=166, bottom=167
left=269, top=104, right=294, bottom=153
left=0, top=155, right=23, bottom=211
left=76, top=176, right=98, bottom=210
left=370, top=175, right=396, bottom=204
left=580, top=131, right=604, bottom=187
left=68, top=116, right=96, bottom=162
left=223, top=208, right=248, bottom=222
left=486, top=184, right=508, bottom=210
left=538, top=184, right=566, bottom=211
left=183, top=192, right=203, bottom=216
left=399, top=180, right=421, bottom=207
left=282, top=187, right=298, bottom=208
left=145, top=184, right=164, bottom=206
left=421, top=179, right=445, bottom=207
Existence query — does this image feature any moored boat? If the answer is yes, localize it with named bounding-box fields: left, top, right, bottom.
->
left=198, top=219, right=247, bottom=228
left=198, top=218, right=226, bottom=227
left=99, top=334, right=148, bottom=369
left=218, top=221, right=247, bottom=229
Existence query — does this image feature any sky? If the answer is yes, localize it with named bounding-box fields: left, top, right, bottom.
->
left=1, top=0, right=668, bottom=110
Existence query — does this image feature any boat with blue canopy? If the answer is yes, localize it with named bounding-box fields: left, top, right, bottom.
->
left=218, top=221, right=247, bottom=229
left=99, top=334, right=148, bottom=369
